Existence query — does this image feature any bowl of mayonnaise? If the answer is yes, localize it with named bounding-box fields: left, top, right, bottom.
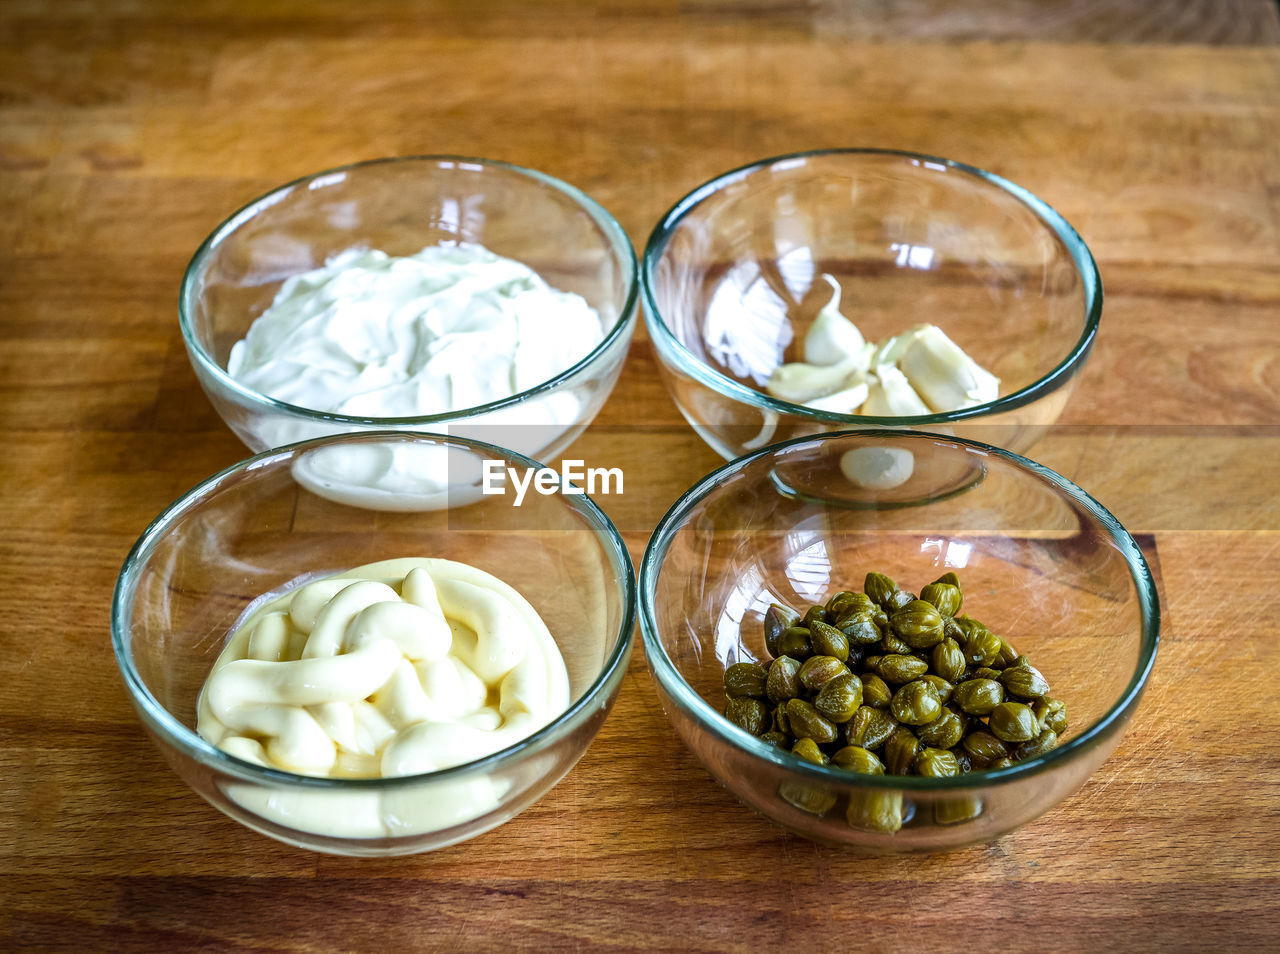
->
left=179, top=156, right=638, bottom=511
left=111, top=431, right=635, bottom=856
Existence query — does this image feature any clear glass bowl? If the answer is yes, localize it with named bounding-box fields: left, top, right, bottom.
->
left=111, top=432, right=635, bottom=856
left=639, top=430, right=1158, bottom=853
left=180, top=155, right=638, bottom=471
left=643, top=149, right=1102, bottom=459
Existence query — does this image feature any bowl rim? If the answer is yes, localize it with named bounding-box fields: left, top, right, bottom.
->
left=641, top=147, right=1104, bottom=426
left=110, top=430, right=638, bottom=791
left=178, top=154, right=640, bottom=426
left=638, top=428, right=1160, bottom=791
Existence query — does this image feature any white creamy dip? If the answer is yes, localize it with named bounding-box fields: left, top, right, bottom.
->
left=229, top=244, right=605, bottom=418
left=197, top=557, right=571, bottom=837
left=227, top=244, right=608, bottom=511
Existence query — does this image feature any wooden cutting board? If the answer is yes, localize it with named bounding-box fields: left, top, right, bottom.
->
left=2, top=2, right=1278, bottom=950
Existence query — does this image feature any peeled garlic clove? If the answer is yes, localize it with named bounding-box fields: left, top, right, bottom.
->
left=805, top=372, right=870, bottom=414
left=862, top=365, right=932, bottom=416
left=871, top=325, right=929, bottom=368
left=898, top=325, right=1000, bottom=412
left=766, top=356, right=859, bottom=403
left=848, top=341, right=875, bottom=375
left=803, top=275, right=865, bottom=366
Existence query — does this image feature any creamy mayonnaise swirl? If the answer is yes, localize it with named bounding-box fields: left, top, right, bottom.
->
left=198, top=558, right=570, bottom=783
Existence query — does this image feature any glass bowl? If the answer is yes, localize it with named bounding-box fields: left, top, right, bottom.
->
left=642, top=149, right=1101, bottom=459
left=639, top=430, right=1158, bottom=853
left=180, top=155, right=638, bottom=494
left=111, top=432, right=635, bottom=856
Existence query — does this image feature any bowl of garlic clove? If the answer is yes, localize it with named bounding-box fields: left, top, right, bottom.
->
left=642, top=149, right=1101, bottom=472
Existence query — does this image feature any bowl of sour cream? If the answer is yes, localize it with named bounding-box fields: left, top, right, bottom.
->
left=111, top=431, right=635, bottom=856
left=179, top=156, right=638, bottom=510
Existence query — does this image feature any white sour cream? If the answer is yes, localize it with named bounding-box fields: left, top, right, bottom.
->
left=229, top=244, right=605, bottom=418
left=227, top=244, right=607, bottom=510
left=197, top=557, right=571, bottom=838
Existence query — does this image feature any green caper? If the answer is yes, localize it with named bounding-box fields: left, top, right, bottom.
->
left=880, top=632, right=913, bottom=655
left=725, top=697, right=769, bottom=736
left=771, top=704, right=790, bottom=736
left=809, top=620, right=850, bottom=662
left=889, top=599, right=945, bottom=649
left=953, top=678, right=1004, bottom=716
left=838, top=617, right=882, bottom=645
left=861, top=673, right=892, bottom=709
left=887, top=590, right=916, bottom=611
left=831, top=591, right=876, bottom=622
left=723, top=661, right=768, bottom=698
left=764, top=604, right=799, bottom=657
left=917, top=709, right=964, bottom=749
left=890, top=680, right=942, bottom=726
left=1035, top=696, right=1068, bottom=735
left=803, top=605, right=829, bottom=627
left=988, top=702, right=1039, bottom=743
left=884, top=726, right=920, bottom=775
left=766, top=655, right=802, bottom=704
left=814, top=672, right=863, bottom=723
left=961, top=628, right=1003, bottom=668
left=832, top=745, right=885, bottom=775
left=790, top=737, right=828, bottom=765
left=782, top=739, right=836, bottom=814
left=919, top=675, right=954, bottom=704
left=914, top=747, right=961, bottom=777
left=995, top=637, right=1020, bottom=668
left=825, top=590, right=858, bottom=614
left=919, top=581, right=963, bottom=618
left=786, top=698, right=838, bottom=744
left=780, top=779, right=837, bottom=815
left=864, top=571, right=899, bottom=608
left=846, top=705, right=897, bottom=750
left=961, top=730, right=1009, bottom=766
left=847, top=791, right=904, bottom=833
left=877, top=653, right=929, bottom=684
left=734, top=571, right=1066, bottom=787
left=1015, top=728, right=1059, bottom=760
left=931, top=638, right=966, bottom=683
left=934, top=796, right=982, bottom=825
left=798, top=655, right=848, bottom=693
left=775, top=625, right=813, bottom=661
left=1000, top=661, right=1050, bottom=700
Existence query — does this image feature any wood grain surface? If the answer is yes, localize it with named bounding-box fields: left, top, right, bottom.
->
left=2, top=2, right=1279, bottom=951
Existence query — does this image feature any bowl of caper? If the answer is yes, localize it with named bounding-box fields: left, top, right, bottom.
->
left=638, top=430, right=1159, bottom=853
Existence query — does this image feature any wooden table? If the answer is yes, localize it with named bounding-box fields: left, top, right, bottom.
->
left=3, top=2, right=1278, bottom=950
